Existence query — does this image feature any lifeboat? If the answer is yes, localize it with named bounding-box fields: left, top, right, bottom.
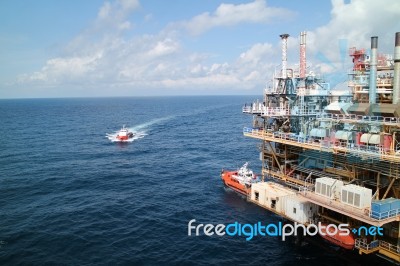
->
left=221, top=162, right=260, bottom=196
left=319, top=224, right=355, bottom=250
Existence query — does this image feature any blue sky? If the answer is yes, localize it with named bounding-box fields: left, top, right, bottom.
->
left=1, top=0, right=399, bottom=98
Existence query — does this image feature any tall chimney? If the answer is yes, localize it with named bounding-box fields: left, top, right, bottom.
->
left=280, top=34, right=290, bottom=79
left=369, top=36, right=378, bottom=104
left=393, top=32, right=400, bottom=104
left=299, top=31, right=307, bottom=78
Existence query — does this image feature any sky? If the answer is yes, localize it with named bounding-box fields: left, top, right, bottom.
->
left=1, top=0, right=400, bottom=98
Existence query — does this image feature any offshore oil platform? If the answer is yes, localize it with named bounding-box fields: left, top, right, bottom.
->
left=240, top=32, right=400, bottom=263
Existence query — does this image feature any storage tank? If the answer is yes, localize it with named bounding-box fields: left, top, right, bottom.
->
left=310, top=128, right=328, bottom=138
left=335, top=131, right=353, bottom=141
left=360, top=133, right=381, bottom=145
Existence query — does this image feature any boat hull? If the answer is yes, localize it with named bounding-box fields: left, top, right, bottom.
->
left=221, top=171, right=250, bottom=196
left=319, top=225, right=355, bottom=250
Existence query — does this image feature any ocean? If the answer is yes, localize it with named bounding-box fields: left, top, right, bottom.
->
left=0, top=96, right=388, bottom=265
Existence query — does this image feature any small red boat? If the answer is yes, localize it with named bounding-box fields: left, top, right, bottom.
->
left=221, top=162, right=260, bottom=195
left=319, top=224, right=355, bottom=250
left=106, top=125, right=135, bottom=142
left=116, top=125, right=134, bottom=141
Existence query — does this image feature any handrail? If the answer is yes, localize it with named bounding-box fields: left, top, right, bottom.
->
left=370, top=208, right=400, bottom=220
left=243, top=127, right=400, bottom=161
left=297, top=189, right=400, bottom=223
left=355, top=238, right=400, bottom=254
left=244, top=101, right=400, bottom=125
left=317, top=113, right=400, bottom=125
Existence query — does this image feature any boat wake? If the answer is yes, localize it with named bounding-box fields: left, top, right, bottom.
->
left=128, top=116, right=175, bottom=132
left=106, top=116, right=175, bottom=143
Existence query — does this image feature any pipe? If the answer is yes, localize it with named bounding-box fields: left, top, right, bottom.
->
left=393, top=32, right=400, bottom=104
left=369, top=36, right=378, bottom=104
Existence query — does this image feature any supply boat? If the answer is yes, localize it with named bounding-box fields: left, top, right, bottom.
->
left=221, top=162, right=260, bottom=195
left=106, top=125, right=135, bottom=142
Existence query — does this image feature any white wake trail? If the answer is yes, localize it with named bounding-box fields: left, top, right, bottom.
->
left=106, top=115, right=175, bottom=143
left=127, top=115, right=175, bottom=132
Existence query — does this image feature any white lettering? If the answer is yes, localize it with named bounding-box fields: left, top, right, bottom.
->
left=204, top=224, right=214, bottom=236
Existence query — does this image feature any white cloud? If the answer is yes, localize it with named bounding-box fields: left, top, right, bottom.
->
left=98, top=2, right=112, bottom=19
left=144, top=14, right=153, bottom=22
left=182, top=0, right=293, bottom=35
left=16, top=0, right=281, bottom=94
left=239, top=43, right=274, bottom=64
left=97, top=0, right=139, bottom=21
left=147, top=38, right=180, bottom=57
left=294, top=0, right=400, bottom=86
left=118, top=21, right=131, bottom=30
left=160, top=74, right=241, bottom=90
left=11, top=0, right=400, bottom=97
left=309, top=0, right=400, bottom=65
left=18, top=54, right=102, bottom=84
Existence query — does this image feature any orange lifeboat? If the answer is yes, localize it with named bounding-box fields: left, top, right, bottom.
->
left=319, top=224, right=355, bottom=250
left=221, top=163, right=260, bottom=196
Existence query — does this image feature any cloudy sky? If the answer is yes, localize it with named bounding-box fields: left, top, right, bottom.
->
left=1, top=0, right=399, bottom=98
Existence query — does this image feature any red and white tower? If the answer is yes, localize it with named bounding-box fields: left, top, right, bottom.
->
left=299, top=31, right=307, bottom=78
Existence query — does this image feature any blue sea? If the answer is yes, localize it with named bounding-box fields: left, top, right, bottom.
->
left=0, top=96, right=389, bottom=265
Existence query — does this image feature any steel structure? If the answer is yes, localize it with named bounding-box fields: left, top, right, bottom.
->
left=243, top=32, right=400, bottom=263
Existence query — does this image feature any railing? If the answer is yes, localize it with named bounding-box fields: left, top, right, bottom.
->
left=299, top=89, right=330, bottom=96
left=348, top=80, right=368, bottom=86
left=242, top=105, right=291, bottom=116
left=300, top=190, right=369, bottom=215
left=355, top=238, right=400, bottom=255
left=295, top=179, right=399, bottom=222
left=243, top=104, right=323, bottom=116
left=298, top=185, right=315, bottom=193
left=297, top=189, right=400, bottom=225
left=243, top=127, right=400, bottom=160
left=377, top=79, right=393, bottom=86
left=242, top=106, right=252, bottom=113
left=370, top=208, right=400, bottom=220
left=380, top=240, right=400, bottom=255
left=334, top=141, right=390, bottom=153
left=355, top=238, right=380, bottom=252
left=263, top=169, right=315, bottom=190
left=297, top=184, right=400, bottom=223
left=244, top=103, right=400, bottom=125
left=318, top=113, right=400, bottom=125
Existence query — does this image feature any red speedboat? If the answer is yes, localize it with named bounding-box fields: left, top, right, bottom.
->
left=106, top=125, right=135, bottom=142
left=116, top=125, right=134, bottom=141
